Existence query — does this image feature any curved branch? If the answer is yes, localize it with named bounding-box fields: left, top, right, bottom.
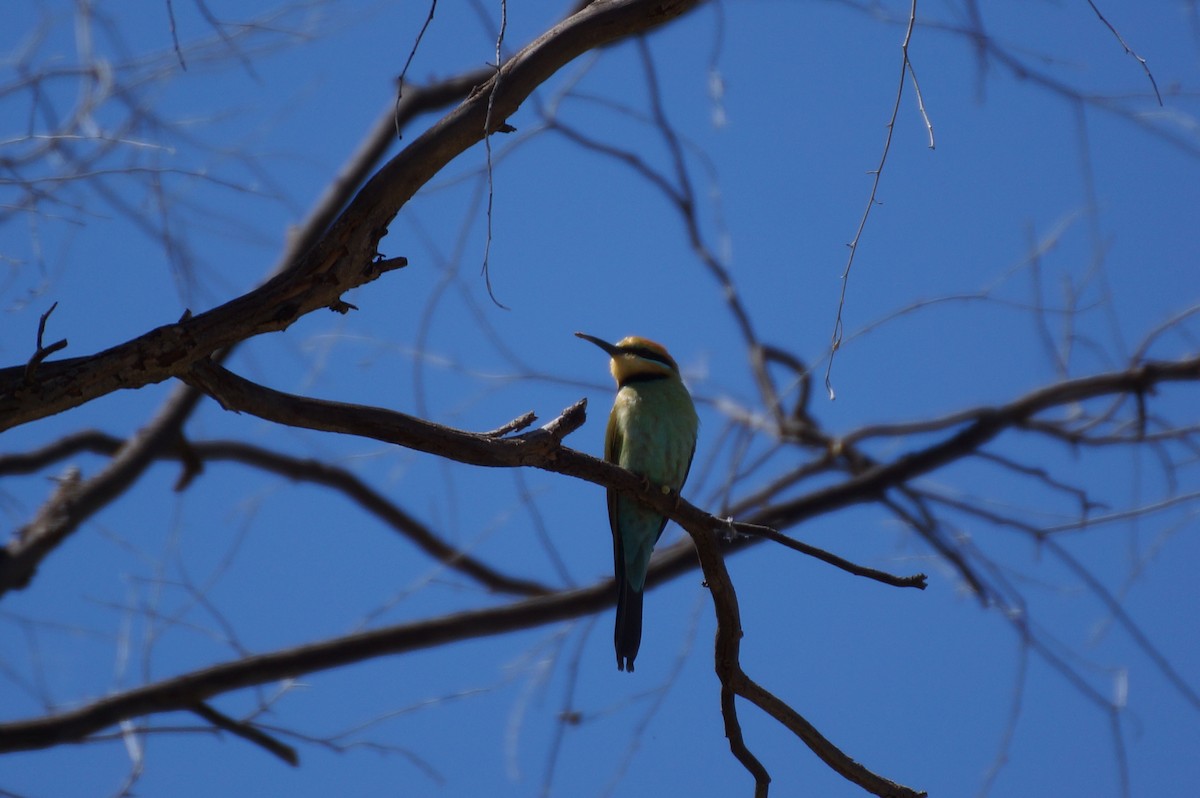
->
left=0, top=0, right=701, bottom=433
left=0, top=384, right=203, bottom=595
left=10, top=351, right=1193, bottom=793
left=177, top=355, right=1200, bottom=587
left=3, top=359, right=933, bottom=796
left=0, top=54, right=519, bottom=599
left=0, top=580, right=613, bottom=753
left=758, top=356, right=1200, bottom=532
left=181, top=359, right=587, bottom=470
left=731, top=521, right=926, bottom=589
left=192, top=441, right=554, bottom=597
left=686, top=505, right=925, bottom=797
left=0, top=431, right=553, bottom=597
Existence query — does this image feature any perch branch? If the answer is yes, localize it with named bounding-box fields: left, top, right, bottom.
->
left=7, top=351, right=1192, bottom=794
left=0, top=0, right=701, bottom=433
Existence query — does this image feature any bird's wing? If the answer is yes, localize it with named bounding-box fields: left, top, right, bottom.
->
left=605, top=408, right=626, bottom=585
left=655, top=438, right=697, bottom=543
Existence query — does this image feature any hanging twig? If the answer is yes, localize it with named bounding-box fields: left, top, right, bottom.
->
left=1084, top=0, right=1163, bottom=105
left=825, top=0, right=926, bottom=399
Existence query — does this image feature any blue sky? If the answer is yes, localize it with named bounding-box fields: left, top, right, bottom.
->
left=2, top=1, right=1199, bottom=796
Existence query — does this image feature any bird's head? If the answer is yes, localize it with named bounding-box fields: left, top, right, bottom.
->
left=575, top=332, right=680, bottom=386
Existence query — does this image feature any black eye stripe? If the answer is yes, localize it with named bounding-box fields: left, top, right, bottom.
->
left=620, top=346, right=674, bottom=367
left=620, top=372, right=670, bottom=386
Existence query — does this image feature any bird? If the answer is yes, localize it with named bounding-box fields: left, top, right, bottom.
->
left=575, top=332, right=699, bottom=672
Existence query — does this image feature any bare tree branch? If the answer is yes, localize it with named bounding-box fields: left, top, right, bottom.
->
left=190, top=702, right=298, bottom=766
left=0, top=0, right=702, bottom=432
left=2, top=4, right=1196, bottom=796
left=0, top=382, right=204, bottom=595
left=0, top=580, right=614, bottom=754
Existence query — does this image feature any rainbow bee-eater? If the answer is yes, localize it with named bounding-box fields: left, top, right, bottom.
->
left=576, top=332, right=699, bottom=672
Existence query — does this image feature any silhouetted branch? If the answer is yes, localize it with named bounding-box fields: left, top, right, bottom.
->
left=1084, top=0, right=1162, bottom=105
left=730, top=521, right=926, bottom=589
left=3, top=357, right=933, bottom=795
left=756, top=356, right=1200, bottom=533
left=0, top=0, right=702, bottom=433
left=4, top=341, right=1194, bottom=794
left=688, top=505, right=925, bottom=797
left=0, top=581, right=614, bottom=753
left=22, top=303, right=68, bottom=385
left=182, top=360, right=586, bottom=469
left=191, top=702, right=298, bottom=766
left=0, top=385, right=204, bottom=596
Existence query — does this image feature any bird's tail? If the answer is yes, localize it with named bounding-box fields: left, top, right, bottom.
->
left=614, top=575, right=644, bottom=672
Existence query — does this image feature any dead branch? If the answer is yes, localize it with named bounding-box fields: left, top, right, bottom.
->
left=0, top=0, right=701, bottom=433
left=686, top=503, right=925, bottom=797
left=4, top=348, right=1196, bottom=793
left=729, top=521, right=926, bottom=589
left=191, top=702, right=298, bottom=766
left=0, top=580, right=614, bottom=754
left=0, top=383, right=204, bottom=595
left=22, top=303, right=68, bottom=385
left=0, top=431, right=552, bottom=597
left=755, top=356, right=1200, bottom=533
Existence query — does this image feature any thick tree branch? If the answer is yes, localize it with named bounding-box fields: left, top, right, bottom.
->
left=0, top=367, right=929, bottom=796
left=8, top=351, right=1192, bottom=795
left=0, top=51, right=520, bottom=600
left=0, top=580, right=614, bottom=753
left=181, top=360, right=587, bottom=470
left=6, top=357, right=932, bottom=794
left=0, top=252, right=406, bottom=433
left=178, top=356, right=1200, bottom=593
left=0, top=0, right=699, bottom=433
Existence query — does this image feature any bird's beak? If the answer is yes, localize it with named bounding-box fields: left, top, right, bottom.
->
left=575, top=332, right=621, bottom=358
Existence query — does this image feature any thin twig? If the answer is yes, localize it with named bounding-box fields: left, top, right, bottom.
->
left=165, top=0, right=187, bottom=70
left=1084, top=0, right=1163, bottom=105
left=396, top=0, right=440, bottom=138
left=906, top=54, right=935, bottom=149
left=23, top=303, right=68, bottom=385
left=730, top=520, right=927, bottom=589
left=481, top=0, right=511, bottom=309
left=192, top=702, right=298, bottom=765
left=484, top=411, right=537, bottom=437
left=825, top=0, right=921, bottom=399
left=1043, top=538, right=1200, bottom=710
left=976, top=639, right=1028, bottom=797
